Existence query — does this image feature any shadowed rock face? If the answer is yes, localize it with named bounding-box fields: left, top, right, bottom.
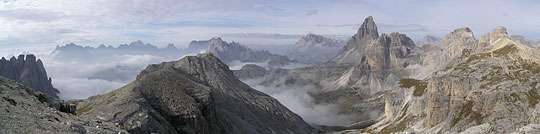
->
left=233, top=64, right=267, bottom=79
left=77, top=53, right=316, bottom=134
left=0, top=54, right=59, bottom=98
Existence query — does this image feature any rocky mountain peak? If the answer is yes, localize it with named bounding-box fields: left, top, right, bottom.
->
left=0, top=54, right=59, bottom=98
left=79, top=53, right=315, bottom=134
left=299, top=33, right=326, bottom=44
left=129, top=40, right=145, bottom=46
left=443, top=27, right=475, bottom=47
left=489, top=26, right=508, bottom=44
left=330, top=16, right=385, bottom=64
left=357, top=16, right=379, bottom=40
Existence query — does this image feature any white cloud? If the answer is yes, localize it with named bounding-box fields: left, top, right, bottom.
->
left=0, top=0, right=539, bottom=54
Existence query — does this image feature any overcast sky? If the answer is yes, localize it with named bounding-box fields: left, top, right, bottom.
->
left=0, top=0, right=539, bottom=55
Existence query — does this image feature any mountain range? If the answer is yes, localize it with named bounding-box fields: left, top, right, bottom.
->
left=2, top=15, right=540, bottom=133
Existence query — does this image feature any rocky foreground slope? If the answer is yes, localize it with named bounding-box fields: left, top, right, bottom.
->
left=0, top=76, right=126, bottom=133
left=76, top=53, right=316, bottom=134
left=353, top=28, right=540, bottom=133
left=0, top=54, right=59, bottom=98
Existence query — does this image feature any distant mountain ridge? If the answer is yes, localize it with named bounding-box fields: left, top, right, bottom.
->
left=0, top=54, right=59, bottom=98
left=286, top=33, right=346, bottom=64
left=207, top=37, right=300, bottom=68
left=53, top=40, right=182, bottom=61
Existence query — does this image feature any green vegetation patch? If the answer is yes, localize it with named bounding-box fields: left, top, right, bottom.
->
left=399, top=78, right=428, bottom=97
left=527, top=88, right=540, bottom=107
left=451, top=100, right=483, bottom=127
left=76, top=105, right=92, bottom=115
left=493, top=44, right=519, bottom=57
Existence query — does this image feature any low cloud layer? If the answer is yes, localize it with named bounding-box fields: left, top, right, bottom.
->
left=38, top=52, right=180, bottom=100
left=243, top=77, right=354, bottom=126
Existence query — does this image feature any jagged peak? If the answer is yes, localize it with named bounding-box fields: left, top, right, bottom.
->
left=356, top=16, right=379, bottom=40
left=442, top=27, right=476, bottom=47
left=25, top=54, right=36, bottom=62
left=489, top=26, right=508, bottom=44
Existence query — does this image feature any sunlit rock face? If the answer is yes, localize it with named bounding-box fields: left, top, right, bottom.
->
left=365, top=27, right=540, bottom=133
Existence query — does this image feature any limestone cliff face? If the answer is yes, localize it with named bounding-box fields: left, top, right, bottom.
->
left=419, top=27, right=479, bottom=79
left=330, top=16, right=380, bottom=64
left=0, top=55, right=59, bottom=98
left=323, top=17, right=422, bottom=94
left=77, top=54, right=315, bottom=134
left=364, top=27, right=540, bottom=133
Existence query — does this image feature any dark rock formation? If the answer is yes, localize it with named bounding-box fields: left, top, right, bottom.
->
left=233, top=64, right=267, bottom=79
left=0, top=54, right=59, bottom=98
left=77, top=54, right=316, bottom=134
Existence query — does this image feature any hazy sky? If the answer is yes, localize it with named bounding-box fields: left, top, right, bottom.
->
left=0, top=0, right=539, bottom=55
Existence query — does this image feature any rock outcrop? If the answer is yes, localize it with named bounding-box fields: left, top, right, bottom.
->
left=287, top=34, right=345, bottom=64
left=361, top=27, right=540, bottom=133
left=76, top=53, right=316, bottom=134
left=0, top=76, right=126, bottom=133
left=232, top=64, right=268, bottom=80
left=0, top=54, right=59, bottom=98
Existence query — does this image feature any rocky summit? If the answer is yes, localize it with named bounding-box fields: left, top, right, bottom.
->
left=0, top=54, right=59, bottom=98
left=76, top=53, right=316, bottom=134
